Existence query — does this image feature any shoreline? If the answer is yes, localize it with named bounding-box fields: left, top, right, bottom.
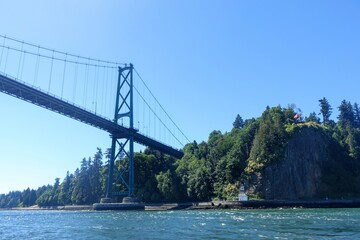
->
left=2, top=199, right=360, bottom=211
left=146, top=199, right=360, bottom=211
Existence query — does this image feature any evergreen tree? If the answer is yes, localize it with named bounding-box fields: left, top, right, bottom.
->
left=338, top=100, right=354, bottom=128
left=4, top=101, right=360, bottom=207
left=1, top=191, right=21, bottom=208
left=70, top=168, right=80, bottom=204
left=89, top=148, right=103, bottom=203
left=247, top=106, right=287, bottom=173
left=305, top=112, right=321, bottom=123
left=36, top=179, right=60, bottom=207
left=19, top=188, right=36, bottom=207
left=233, top=114, right=244, bottom=129
left=284, top=106, right=296, bottom=124
left=58, top=171, right=72, bottom=205
left=353, top=102, right=360, bottom=128
left=52, top=178, right=60, bottom=205
left=345, top=128, right=360, bottom=160
left=71, top=158, right=92, bottom=204
left=319, top=97, right=332, bottom=125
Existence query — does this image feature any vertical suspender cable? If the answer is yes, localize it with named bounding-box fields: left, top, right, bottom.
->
left=83, top=60, right=90, bottom=108
left=92, top=63, right=98, bottom=113
left=159, top=110, right=162, bottom=142
left=4, top=47, right=9, bottom=73
left=0, top=36, right=5, bottom=69
left=109, top=68, right=115, bottom=118
left=96, top=61, right=100, bottom=113
left=101, top=66, right=106, bottom=116
left=135, top=75, right=139, bottom=130
left=61, top=53, right=67, bottom=98
left=16, top=42, right=24, bottom=79
left=48, top=50, right=54, bottom=92
left=83, top=63, right=87, bottom=107
left=104, top=66, right=109, bottom=117
left=154, top=103, right=156, bottom=139
left=142, top=82, right=145, bottom=134
left=148, top=97, right=151, bottom=136
left=20, top=50, right=26, bottom=80
left=163, top=116, right=168, bottom=142
left=33, top=46, right=40, bottom=86
left=72, top=57, right=79, bottom=103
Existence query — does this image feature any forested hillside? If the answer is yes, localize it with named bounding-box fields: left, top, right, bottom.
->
left=1, top=98, right=360, bottom=207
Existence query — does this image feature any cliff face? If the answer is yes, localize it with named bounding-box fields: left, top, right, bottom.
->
left=248, top=127, right=335, bottom=200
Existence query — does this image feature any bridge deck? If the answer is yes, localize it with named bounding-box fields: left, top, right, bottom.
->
left=0, top=73, right=183, bottom=159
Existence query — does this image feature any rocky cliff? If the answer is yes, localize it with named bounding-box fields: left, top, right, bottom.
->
left=247, top=126, right=356, bottom=200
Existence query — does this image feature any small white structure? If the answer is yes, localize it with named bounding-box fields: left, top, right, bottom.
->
left=238, top=184, right=248, bottom=201
left=239, top=194, right=248, bottom=201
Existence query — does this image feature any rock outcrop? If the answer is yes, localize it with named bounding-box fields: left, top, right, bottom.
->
left=247, top=126, right=342, bottom=200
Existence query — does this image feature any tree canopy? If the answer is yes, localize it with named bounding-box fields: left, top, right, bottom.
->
left=1, top=98, right=360, bottom=207
left=319, top=97, right=332, bottom=125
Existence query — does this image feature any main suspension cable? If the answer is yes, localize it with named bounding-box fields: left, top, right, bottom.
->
left=0, top=34, right=125, bottom=67
left=134, top=68, right=190, bottom=144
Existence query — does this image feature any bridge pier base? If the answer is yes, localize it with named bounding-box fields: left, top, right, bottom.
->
left=99, top=196, right=141, bottom=204
left=93, top=202, right=145, bottom=211
left=94, top=197, right=144, bottom=211
left=122, top=196, right=141, bottom=204
left=100, top=198, right=113, bottom=204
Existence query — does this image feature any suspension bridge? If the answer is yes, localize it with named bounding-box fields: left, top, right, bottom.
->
left=0, top=35, right=189, bottom=202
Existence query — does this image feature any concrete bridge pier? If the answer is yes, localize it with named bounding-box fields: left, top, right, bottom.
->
left=94, top=197, right=145, bottom=210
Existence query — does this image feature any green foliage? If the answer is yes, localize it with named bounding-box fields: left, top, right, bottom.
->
left=134, top=152, right=162, bottom=202
left=2, top=98, right=360, bottom=207
left=223, top=183, right=239, bottom=200
left=71, top=158, right=95, bottom=204
left=283, top=105, right=297, bottom=124
left=19, top=188, right=37, bottom=207
left=246, top=106, right=287, bottom=173
left=132, top=149, right=186, bottom=203
left=1, top=148, right=107, bottom=207
left=305, top=112, right=321, bottom=123
left=0, top=191, right=21, bottom=208
left=176, top=142, right=213, bottom=202
left=320, top=139, right=360, bottom=198
left=186, top=159, right=212, bottom=201
left=36, top=181, right=59, bottom=207
left=156, top=170, right=177, bottom=202
left=175, top=118, right=259, bottom=201
left=338, top=100, right=355, bottom=128
left=247, top=193, right=263, bottom=200
left=354, top=102, right=360, bottom=128
left=233, top=114, right=244, bottom=129
left=58, top=171, right=72, bottom=205
left=319, top=97, right=332, bottom=125
left=285, top=122, right=329, bottom=136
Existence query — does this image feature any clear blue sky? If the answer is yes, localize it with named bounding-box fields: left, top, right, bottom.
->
left=0, top=0, right=359, bottom=194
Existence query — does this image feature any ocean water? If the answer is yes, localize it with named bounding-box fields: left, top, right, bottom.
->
left=0, top=208, right=359, bottom=239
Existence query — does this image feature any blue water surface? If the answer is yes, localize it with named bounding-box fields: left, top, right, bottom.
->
left=0, top=208, right=359, bottom=239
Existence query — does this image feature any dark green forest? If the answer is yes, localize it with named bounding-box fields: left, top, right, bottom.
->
left=1, top=97, right=360, bottom=208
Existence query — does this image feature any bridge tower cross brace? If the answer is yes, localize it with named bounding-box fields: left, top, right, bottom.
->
left=106, top=64, right=135, bottom=199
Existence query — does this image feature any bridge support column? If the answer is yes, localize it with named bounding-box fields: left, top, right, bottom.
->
left=104, top=64, right=138, bottom=202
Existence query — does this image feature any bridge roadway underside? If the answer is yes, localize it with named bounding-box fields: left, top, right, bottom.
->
left=0, top=73, right=183, bottom=159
